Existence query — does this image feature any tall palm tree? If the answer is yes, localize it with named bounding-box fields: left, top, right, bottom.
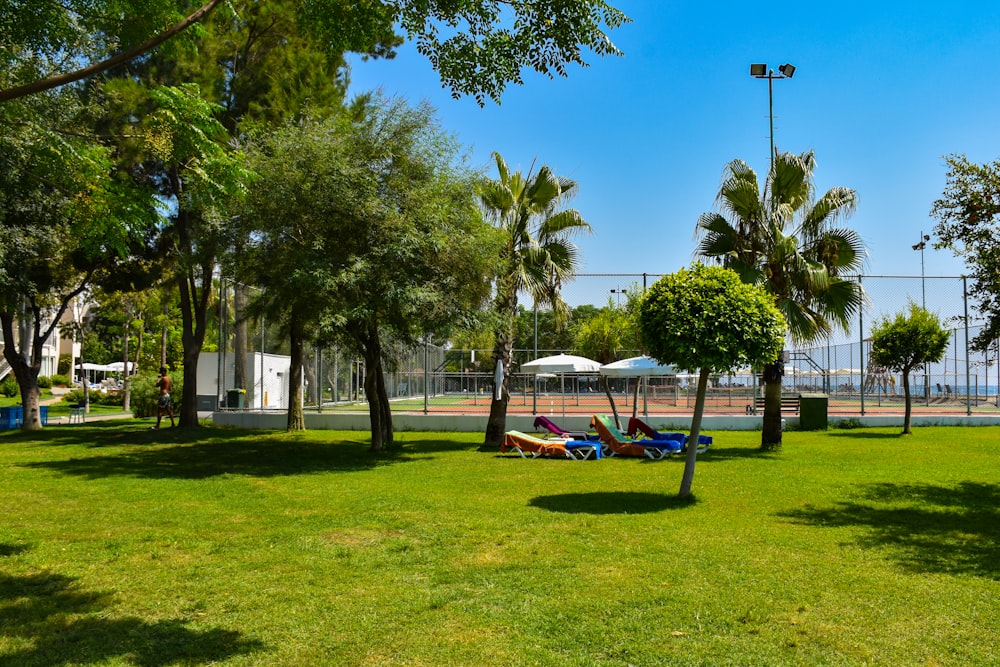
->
left=481, top=152, right=591, bottom=450
left=695, top=150, right=866, bottom=450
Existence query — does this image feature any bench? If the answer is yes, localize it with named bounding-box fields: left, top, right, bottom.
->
left=745, top=396, right=800, bottom=415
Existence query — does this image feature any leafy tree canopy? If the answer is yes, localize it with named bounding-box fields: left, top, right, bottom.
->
left=869, top=303, right=950, bottom=374
left=639, top=263, right=786, bottom=375
left=0, top=0, right=630, bottom=105
left=931, top=154, right=1000, bottom=352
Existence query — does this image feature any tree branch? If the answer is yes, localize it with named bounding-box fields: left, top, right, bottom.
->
left=0, top=0, right=225, bottom=103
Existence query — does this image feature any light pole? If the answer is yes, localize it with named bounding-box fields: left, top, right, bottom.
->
left=750, top=63, right=795, bottom=172
left=912, top=232, right=931, bottom=398
left=610, top=288, right=627, bottom=308
left=912, top=232, right=930, bottom=308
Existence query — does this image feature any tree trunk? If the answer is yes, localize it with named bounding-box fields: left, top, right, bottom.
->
left=1, top=313, right=43, bottom=431
left=363, top=352, right=389, bottom=450
left=601, top=375, right=622, bottom=430
left=483, top=286, right=518, bottom=450
left=359, top=324, right=393, bottom=451
left=901, top=366, right=912, bottom=435
left=303, top=348, right=317, bottom=406
left=374, top=360, right=393, bottom=447
left=760, top=358, right=784, bottom=451
left=286, top=317, right=305, bottom=431
left=121, top=313, right=131, bottom=412
left=125, top=320, right=143, bottom=413
left=174, top=199, right=214, bottom=428
left=679, top=368, right=710, bottom=498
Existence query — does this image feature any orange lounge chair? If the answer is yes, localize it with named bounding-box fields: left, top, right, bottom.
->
left=590, top=415, right=682, bottom=460
left=501, top=431, right=599, bottom=460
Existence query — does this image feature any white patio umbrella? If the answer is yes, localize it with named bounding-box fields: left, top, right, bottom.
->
left=106, top=361, right=135, bottom=373
left=520, top=354, right=602, bottom=417
left=599, top=355, right=678, bottom=377
left=600, top=356, right=678, bottom=421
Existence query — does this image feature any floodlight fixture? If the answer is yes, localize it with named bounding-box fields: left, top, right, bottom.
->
left=750, top=63, right=767, bottom=77
left=778, top=63, right=795, bottom=78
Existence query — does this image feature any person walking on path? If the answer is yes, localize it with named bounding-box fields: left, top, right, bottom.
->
left=154, top=366, right=175, bottom=429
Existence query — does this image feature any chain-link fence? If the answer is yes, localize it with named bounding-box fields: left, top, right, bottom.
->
left=213, top=274, right=1000, bottom=417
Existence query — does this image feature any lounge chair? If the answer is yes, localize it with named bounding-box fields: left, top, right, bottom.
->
left=533, top=415, right=599, bottom=441
left=501, top=431, right=600, bottom=460
left=625, top=417, right=712, bottom=453
left=590, top=415, right=682, bottom=460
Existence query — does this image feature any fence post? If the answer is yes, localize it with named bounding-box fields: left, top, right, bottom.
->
left=964, top=277, right=971, bottom=416
left=859, top=275, right=865, bottom=416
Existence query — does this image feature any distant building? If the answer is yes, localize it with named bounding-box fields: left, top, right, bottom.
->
left=197, top=351, right=293, bottom=411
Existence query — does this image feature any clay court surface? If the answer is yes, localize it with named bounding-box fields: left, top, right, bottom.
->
left=372, top=390, right=1000, bottom=418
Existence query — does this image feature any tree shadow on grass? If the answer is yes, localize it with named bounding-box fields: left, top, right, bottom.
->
left=690, top=446, right=783, bottom=462
left=529, top=491, right=695, bottom=514
left=0, top=562, right=264, bottom=666
left=17, top=424, right=478, bottom=480
left=0, top=544, right=29, bottom=558
left=780, top=481, right=1000, bottom=579
left=823, top=431, right=907, bottom=440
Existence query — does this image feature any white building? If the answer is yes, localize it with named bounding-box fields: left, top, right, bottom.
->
left=197, top=351, right=293, bottom=411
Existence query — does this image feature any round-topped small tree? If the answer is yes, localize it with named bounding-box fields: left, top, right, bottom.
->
left=640, top=264, right=786, bottom=497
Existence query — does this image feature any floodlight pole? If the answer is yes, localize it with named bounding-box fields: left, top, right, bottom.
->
left=912, top=231, right=931, bottom=399
left=912, top=232, right=930, bottom=308
left=750, top=63, right=795, bottom=173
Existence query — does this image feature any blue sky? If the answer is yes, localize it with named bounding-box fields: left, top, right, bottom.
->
left=347, top=1, right=1000, bottom=306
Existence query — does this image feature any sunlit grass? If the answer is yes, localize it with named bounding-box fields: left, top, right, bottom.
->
left=0, top=423, right=997, bottom=665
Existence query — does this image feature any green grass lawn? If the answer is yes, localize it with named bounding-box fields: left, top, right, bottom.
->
left=0, top=422, right=997, bottom=666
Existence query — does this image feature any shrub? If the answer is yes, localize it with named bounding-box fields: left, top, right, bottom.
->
left=49, top=374, right=70, bottom=387
left=0, top=376, right=17, bottom=398
left=130, top=369, right=183, bottom=418
left=62, top=388, right=124, bottom=407
left=37, top=375, right=52, bottom=389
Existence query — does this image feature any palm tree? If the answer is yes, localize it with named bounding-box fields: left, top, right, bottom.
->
left=695, top=150, right=866, bottom=450
left=481, top=152, right=591, bottom=450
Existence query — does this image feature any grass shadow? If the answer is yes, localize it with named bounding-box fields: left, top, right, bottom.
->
left=691, top=446, right=783, bottom=462
left=529, top=491, right=694, bottom=514
left=0, top=544, right=29, bottom=558
left=0, top=555, right=264, bottom=666
left=16, top=423, right=477, bottom=480
left=824, top=431, right=907, bottom=440
left=780, top=481, right=1000, bottom=579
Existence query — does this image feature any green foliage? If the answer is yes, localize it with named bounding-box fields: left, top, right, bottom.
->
left=49, top=374, right=70, bottom=387
left=62, top=388, right=124, bottom=407
left=395, top=0, right=630, bottom=104
left=0, top=376, right=17, bottom=398
left=36, top=376, right=51, bottom=389
left=931, top=154, right=1000, bottom=352
left=870, top=303, right=950, bottom=373
left=639, top=264, right=786, bottom=373
left=128, top=370, right=183, bottom=418
left=573, top=301, right=626, bottom=364
left=695, top=151, right=866, bottom=344
left=2, top=0, right=629, bottom=106
left=57, top=355, right=72, bottom=375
